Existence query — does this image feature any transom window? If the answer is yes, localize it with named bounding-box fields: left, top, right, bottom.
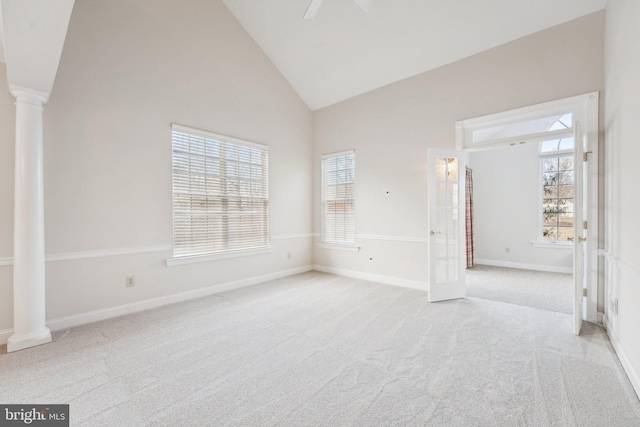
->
left=171, top=125, right=269, bottom=257
left=321, top=151, right=355, bottom=245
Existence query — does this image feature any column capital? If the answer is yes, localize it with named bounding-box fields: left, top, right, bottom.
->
left=9, top=85, right=50, bottom=105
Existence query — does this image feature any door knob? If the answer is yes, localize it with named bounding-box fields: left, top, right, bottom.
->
left=430, top=230, right=441, bottom=236
left=578, top=236, right=587, bottom=243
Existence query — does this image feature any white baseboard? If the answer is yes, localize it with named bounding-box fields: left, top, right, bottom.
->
left=603, top=315, right=640, bottom=400
left=0, top=265, right=312, bottom=346
left=312, top=265, right=427, bottom=292
left=474, top=259, right=572, bottom=274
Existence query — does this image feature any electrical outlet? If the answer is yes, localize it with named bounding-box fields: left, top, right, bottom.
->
left=613, top=298, right=619, bottom=316
left=287, top=253, right=291, bottom=260
left=126, top=275, right=135, bottom=288
left=505, top=247, right=510, bottom=253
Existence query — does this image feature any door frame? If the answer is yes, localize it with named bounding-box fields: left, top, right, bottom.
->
left=454, top=92, right=600, bottom=325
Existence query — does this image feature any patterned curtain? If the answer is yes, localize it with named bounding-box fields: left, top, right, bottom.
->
left=465, top=166, right=475, bottom=268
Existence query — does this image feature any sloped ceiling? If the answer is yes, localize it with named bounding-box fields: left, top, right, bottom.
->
left=0, top=0, right=75, bottom=95
left=223, top=0, right=606, bottom=110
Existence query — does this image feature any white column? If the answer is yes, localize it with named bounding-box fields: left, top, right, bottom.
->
left=7, top=87, right=52, bottom=353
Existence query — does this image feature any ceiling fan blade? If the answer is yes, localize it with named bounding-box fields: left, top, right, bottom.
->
left=304, top=0, right=326, bottom=20
left=352, top=0, right=373, bottom=13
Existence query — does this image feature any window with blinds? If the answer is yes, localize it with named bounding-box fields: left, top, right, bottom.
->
left=171, top=125, right=269, bottom=258
left=321, top=150, right=355, bottom=245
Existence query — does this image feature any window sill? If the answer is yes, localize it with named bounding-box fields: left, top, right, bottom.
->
left=531, top=241, right=573, bottom=250
left=317, top=243, right=360, bottom=252
left=165, top=247, right=273, bottom=266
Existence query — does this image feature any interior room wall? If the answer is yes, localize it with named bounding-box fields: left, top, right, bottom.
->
left=467, top=144, right=572, bottom=272
left=604, top=0, right=640, bottom=396
left=312, top=12, right=604, bottom=287
left=0, top=0, right=313, bottom=338
left=0, top=64, right=15, bottom=331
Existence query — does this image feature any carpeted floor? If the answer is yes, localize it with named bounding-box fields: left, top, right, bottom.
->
left=1, top=271, right=639, bottom=426
left=466, top=264, right=573, bottom=314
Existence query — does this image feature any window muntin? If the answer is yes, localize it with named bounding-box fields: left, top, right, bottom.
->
left=321, top=151, right=355, bottom=245
left=171, top=126, right=269, bottom=257
left=541, top=153, right=574, bottom=242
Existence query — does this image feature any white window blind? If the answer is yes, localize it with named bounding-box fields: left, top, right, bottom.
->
left=322, top=150, right=355, bottom=245
left=171, top=125, right=269, bottom=258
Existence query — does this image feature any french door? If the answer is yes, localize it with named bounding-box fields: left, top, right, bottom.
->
left=428, top=149, right=466, bottom=302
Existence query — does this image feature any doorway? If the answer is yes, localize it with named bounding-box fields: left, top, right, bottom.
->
left=465, top=139, right=573, bottom=314
left=450, top=93, right=599, bottom=334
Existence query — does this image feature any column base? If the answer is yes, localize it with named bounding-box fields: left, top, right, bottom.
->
left=7, top=328, right=52, bottom=353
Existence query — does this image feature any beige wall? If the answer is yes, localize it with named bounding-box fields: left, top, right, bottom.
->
left=468, top=144, right=573, bottom=271
left=313, top=12, right=604, bottom=286
left=604, top=0, right=640, bottom=394
left=0, top=0, right=313, bottom=333
left=0, top=65, right=15, bottom=330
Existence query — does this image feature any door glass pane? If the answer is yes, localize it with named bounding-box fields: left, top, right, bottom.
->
left=447, top=208, right=459, bottom=233
left=434, top=237, right=446, bottom=258
left=435, top=157, right=447, bottom=181
left=435, top=208, right=447, bottom=231
left=447, top=234, right=458, bottom=258
left=447, top=158, right=459, bottom=181
left=448, top=183, right=459, bottom=207
left=448, top=259, right=458, bottom=282
left=436, top=182, right=447, bottom=207
left=436, top=260, right=448, bottom=283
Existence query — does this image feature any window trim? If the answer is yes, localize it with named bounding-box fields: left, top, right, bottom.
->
left=321, top=149, right=357, bottom=248
left=165, top=247, right=273, bottom=267
left=531, top=240, right=573, bottom=250
left=168, top=124, right=270, bottom=262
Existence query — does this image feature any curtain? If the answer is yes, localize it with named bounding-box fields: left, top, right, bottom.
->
left=465, top=166, right=475, bottom=268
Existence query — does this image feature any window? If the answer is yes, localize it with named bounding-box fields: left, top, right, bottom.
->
left=540, top=121, right=574, bottom=242
left=321, top=150, right=355, bottom=245
left=171, top=125, right=269, bottom=258
left=472, top=113, right=573, bottom=145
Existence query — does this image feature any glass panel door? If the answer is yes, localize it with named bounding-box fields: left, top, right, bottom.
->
left=428, top=149, right=466, bottom=302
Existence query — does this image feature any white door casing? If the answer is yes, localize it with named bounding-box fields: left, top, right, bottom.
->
left=573, top=123, right=585, bottom=335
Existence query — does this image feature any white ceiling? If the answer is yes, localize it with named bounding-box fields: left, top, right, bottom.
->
left=222, top=0, right=606, bottom=111
left=1, top=0, right=75, bottom=95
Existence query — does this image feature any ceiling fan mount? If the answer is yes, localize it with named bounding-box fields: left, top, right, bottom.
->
left=304, top=0, right=373, bottom=20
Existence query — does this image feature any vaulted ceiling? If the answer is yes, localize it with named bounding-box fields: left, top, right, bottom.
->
left=0, top=1, right=607, bottom=108
left=0, top=0, right=75, bottom=96
left=222, top=0, right=607, bottom=110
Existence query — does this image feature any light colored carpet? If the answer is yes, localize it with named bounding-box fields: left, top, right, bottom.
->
left=1, top=271, right=639, bottom=426
left=466, top=264, right=573, bottom=314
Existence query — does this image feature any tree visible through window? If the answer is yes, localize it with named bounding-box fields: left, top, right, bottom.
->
left=540, top=113, right=574, bottom=241
left=542, top=154, right=574, bottom=241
